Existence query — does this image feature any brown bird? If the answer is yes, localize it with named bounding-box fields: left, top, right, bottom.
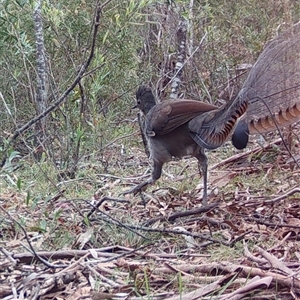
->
left=125, top=86, right=248, bottom=204
left=125, top=23, right=300, bottom=204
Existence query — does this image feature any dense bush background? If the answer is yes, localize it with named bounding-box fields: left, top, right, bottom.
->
left=1, top=1, right=299, bottom=171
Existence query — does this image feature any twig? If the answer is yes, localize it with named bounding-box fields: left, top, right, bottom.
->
left=264, top=187, right=300, bottom=203
left=87, top=196, right=130, bottom=218
left=245, top=216, right=300, bottom=229
left=254, top=245, right=293, bottom=275
left=243, top=240, right=268, bottom=264
left=268, top=232, right=292, bottom=251
left=0, top=247, right=18, bottom=266
left=144, top=202, right=218, bottom=226
left=124, top=222, right=234, bottom=247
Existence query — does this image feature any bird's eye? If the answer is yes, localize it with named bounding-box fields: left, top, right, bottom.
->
left=137, top=99, right=141, bottom=105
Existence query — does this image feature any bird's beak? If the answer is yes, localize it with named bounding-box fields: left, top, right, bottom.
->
left=132, top=104, right=138, bottom=109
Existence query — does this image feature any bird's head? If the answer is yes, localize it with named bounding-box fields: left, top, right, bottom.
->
left=134, top=85, right=156, bottom=115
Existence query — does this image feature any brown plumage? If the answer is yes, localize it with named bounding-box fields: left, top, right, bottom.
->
left=127, top=23, right=300, bottom=204
left=125, top=85, right=248, bottom=205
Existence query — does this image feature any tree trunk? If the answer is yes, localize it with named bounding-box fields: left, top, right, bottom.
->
left=33, top=0, right=48, bottom=159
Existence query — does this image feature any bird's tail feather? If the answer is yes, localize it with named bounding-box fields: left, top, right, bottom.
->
left=189, top=97, right=248, bottom=150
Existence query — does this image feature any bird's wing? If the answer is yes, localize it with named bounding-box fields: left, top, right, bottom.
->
left=145, top=99, right=217, bottom=136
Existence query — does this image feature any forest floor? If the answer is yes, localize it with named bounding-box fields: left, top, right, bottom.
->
left=1, top=126, right=300, bottom=300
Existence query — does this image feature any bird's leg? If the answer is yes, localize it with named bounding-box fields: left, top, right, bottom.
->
left=196, top=149, right=208, bottom=205
left=123, top=160, right=163, bottom=196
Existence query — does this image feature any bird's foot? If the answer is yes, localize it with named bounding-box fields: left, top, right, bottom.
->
left=195, top=186, right=208, bottom=206
left=202, top=197, right=207, bottom=207
left=122, top=181, right=150, bottom=196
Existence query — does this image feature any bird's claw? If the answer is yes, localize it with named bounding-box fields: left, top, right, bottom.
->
left=122, top=181, right=149, bottom=196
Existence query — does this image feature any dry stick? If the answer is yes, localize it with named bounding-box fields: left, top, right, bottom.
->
left=54, top=252, right=90, bottom=276
left=254, top=245, right=294, bottom=275
left=243, top=240, right=268, bottom=264
left=93, top=263, right=128, bottom=282
left=0, top=1, right=109, bottom=168
left=100, top=131, right=138, bottom=151
left=85, top=264, right=120, bottom=288
left=125, top=222, right=244, bottom=247
left=144, top=202, right=218, bottom=226
left=12, top=246, right=209, bottom=265
left=245, top=216, right=300, bottom=229
left=12, top=247, right=129, bottom=264
left=96, top=173, right=150, bottom=181
left=11, top=250, right=95, bottom=263
left=264, top=187, right=300, bottom=203
left=87, top=196, right=130, bottom=218
left=268, top=232, right=292, bottom=252
left=90, top=292, right=123, bottom=300
left=163, top=262, right=195, bottom=278
left=102, top=244, right=157, bottom=263
left=56, top=172, right=150, bottom=187
left=0, top=247, right=18, bottom=266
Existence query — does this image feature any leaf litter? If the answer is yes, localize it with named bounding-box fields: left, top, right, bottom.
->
left=0, top=127, right=300, bottom=299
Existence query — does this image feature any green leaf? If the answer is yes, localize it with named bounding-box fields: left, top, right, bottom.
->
left=25, top=190, right=31, bottom=206
left=39, top=219, right=47, bottom=232
left=17, top=177, right=22, bottom=191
